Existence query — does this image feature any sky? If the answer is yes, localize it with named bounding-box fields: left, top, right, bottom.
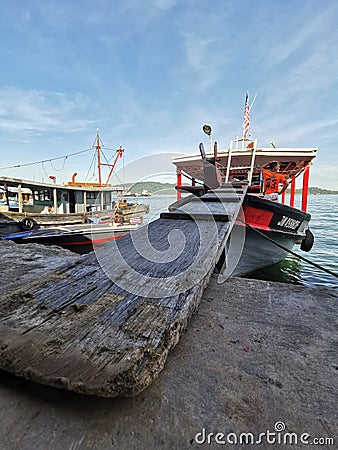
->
left=0, top=0, right=338, bottom=189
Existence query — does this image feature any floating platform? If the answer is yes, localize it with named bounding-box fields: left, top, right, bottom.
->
left=0, top=185, right=247, bottom=397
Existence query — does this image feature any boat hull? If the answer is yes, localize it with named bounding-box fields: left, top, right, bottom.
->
left=232, top=227, right=301, bottom=276
left=2, top=223, right=140, bottom=254
left=231, top=195, right=310, bottom=276
left=0, top=203, right=149, bottom=227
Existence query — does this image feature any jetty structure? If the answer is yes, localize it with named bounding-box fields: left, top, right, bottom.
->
left=0, top=98, right=322, bottom=398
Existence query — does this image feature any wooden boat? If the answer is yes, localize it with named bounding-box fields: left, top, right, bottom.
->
left=0, top=131, right=149, bottom=231
left=171, top=103, right=317, bottom=276
left=2, top=221, right=140, bottom=254
left=0, top=200, right=148, bottom=230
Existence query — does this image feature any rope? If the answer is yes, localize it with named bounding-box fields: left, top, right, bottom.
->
left=237, top=217, right=338, bottom=279
left=181, top=172, right=204, bottom=186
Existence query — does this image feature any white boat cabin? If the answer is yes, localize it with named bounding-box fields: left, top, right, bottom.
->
left=0, top=176, right=123, bottom=214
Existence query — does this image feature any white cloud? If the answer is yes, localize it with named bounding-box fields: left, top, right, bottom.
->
left=151, top=0, right=176, bottom=11
left=0, top=87, right=94, bottom=135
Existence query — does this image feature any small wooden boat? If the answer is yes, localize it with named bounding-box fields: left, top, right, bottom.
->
left=2, top=221, right=140, bottom=253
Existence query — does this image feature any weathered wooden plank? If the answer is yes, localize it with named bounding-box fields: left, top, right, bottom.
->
left=168, top=197, right=242, bottom=217
left=160, top=212, right=231, bottom=221
left=0, top=186, right=247, bottom=397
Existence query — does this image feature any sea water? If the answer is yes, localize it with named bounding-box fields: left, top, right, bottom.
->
left=253, top=194, right=338, bottom=290
left=139, top=194, right=338, bottom=290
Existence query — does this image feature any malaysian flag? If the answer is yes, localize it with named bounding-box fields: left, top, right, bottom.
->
left=243, top=92, right=250, bottom=138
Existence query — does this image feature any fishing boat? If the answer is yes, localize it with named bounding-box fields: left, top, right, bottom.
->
left=0, top=131, right=149, bottom=232
left=170, top=98, right=317, bottom=276
left=2, top=220, right=140, bottom=254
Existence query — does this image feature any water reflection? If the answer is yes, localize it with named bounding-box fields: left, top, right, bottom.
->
left=244, top=254, right=303, bottom=285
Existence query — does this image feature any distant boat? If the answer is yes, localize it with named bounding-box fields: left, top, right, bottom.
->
left=123, top=189, right=151, bottom=198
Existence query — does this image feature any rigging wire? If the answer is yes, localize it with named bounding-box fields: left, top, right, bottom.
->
left=49, top=156, right=67, bottom=172
left=84, top=153, right=97, bottom=183
left=100, top=149, right=110, bottom=164
left=0, top=148, right=93, bottom=171
left=112, top=170, right=125, bottom=186
left=122, top=152, right=125, bottom=188
left=237, top=217, right=338, bottom=279
left=41, top=161, right=50, bottom=182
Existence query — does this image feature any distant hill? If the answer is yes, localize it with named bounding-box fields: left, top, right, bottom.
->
left=296, top=187, right=338, bottom=195
left=114, top=181, right=177, bottom=195
left=113, top=182, right=338, bottom=196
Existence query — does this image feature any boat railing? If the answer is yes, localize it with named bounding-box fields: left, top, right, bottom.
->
left=224, top=138, right=258, bottom=185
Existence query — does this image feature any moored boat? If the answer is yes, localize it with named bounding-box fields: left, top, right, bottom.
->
left=171, top=97, right=316, bottom=276
left=2, top=221, right=140, bottom=254
left=0, top=131, right=149, bottom=231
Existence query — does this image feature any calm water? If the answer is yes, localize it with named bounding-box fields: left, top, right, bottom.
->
left=139, top=194, right=338, bottom=290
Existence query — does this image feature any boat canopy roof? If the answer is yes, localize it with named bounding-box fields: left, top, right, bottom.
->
left=0, top=185, right=32, bottom=194
left=0, top=176, right=124, bottom=193
left=172, top=146, right=318, bottom=182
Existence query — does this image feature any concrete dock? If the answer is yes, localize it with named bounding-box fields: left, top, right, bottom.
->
left=0, top=241, right=337, bottom=449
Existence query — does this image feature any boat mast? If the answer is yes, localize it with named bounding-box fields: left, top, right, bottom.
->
left=96, top=129, right=102, bottom=186
left=94, top=129, right=124, bottom=186
left=103, top=146, right=124, bottom=186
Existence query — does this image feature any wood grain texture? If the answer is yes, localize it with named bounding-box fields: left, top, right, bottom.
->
left=0, top=185, right=247, bottom=397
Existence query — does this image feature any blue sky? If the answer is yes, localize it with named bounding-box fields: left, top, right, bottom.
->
left=0, top=0, right=337, bottom=188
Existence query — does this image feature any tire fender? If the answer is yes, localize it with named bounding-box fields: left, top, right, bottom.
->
left=300, top=229, right=314, bottom=252
left=18, top=217, right=37, bottom=231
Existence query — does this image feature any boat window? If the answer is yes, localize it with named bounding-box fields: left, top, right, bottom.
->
left=86, top=191, right=98, bottom=200
left=33, top=189, right=51, bottom=201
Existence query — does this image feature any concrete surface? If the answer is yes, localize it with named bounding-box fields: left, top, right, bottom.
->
left=0, top=241, right=337, bottom=449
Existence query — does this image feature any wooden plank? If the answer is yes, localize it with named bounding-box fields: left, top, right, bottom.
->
left=168, top=194, right=243, bottom=218
left=0, top=186, right=247, bottom=397
left=160, top=212, right=230, bottom=221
